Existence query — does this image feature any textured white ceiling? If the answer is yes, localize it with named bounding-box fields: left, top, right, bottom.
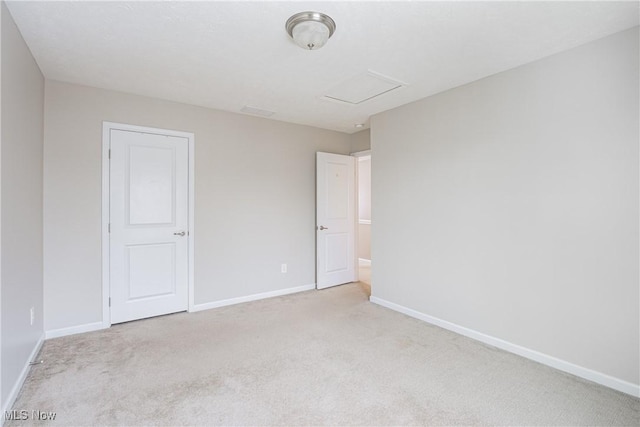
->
left=6, top=1, right=639, bottom=134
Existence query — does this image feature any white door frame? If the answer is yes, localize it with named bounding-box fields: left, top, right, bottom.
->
left=101, top=122, right=195, bottom=328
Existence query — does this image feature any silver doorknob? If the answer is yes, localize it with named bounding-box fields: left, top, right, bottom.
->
left=318, top=226, right=329, bottom=230
left=174, top=231, right=186, bottom=236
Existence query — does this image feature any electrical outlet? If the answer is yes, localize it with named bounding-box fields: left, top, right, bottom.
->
left=281, top=264, right=287, bottom=273
left=30, top=307, right=34, bottom=326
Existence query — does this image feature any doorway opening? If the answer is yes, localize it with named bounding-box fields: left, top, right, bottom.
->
left=314, top=150, right=371, bottom=294
left=354, top=150, right=371, bottom=296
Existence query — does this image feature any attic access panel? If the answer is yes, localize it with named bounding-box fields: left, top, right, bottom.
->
left=323, top=70, right=406, bottom=105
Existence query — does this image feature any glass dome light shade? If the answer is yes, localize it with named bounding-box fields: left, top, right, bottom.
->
left=292, top=20, right=330, bottom=50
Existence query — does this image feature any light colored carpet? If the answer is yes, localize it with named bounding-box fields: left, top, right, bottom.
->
left=9, top=283, right=640, bottom=426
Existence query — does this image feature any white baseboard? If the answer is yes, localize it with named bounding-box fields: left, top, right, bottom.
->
left=45, top=321, right=106, bottom=339
left=358, top=258, right=371, bottom=266
left=191, top=283, right=316, bottom=312
left=1, top=333, right=45, bottom=419
left=369, top=296, right=640, bottom=398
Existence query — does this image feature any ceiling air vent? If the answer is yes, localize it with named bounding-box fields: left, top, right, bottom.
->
left=323, top=70, right=407, bottom=105
left=240, top=105, right=275, bottom=117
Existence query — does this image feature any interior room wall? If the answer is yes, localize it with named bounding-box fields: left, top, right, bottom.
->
left=350, top=129, right=371, bottom=153
left=371, top=27, right=639, bottom=390
left=1, top=1, right=45, bottom=411
left=43, top=80, right=351, bottom=332
left=358, top=157, right=371, bottom=261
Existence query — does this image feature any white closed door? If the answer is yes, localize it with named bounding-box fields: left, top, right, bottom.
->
left=109, top=129, right=189, bottom=324
left=316, top=152, right=356, bottom=289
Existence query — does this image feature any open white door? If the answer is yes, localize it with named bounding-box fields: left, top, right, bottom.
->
left=316, top=152, right=356, bottom=289
left=109, top=128, right=189, bottom=324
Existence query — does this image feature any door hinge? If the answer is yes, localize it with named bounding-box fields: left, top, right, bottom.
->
left=108, top=223, right=111, bottom=233
left=108, top=297, right=111, bottom=307
left=108, top=149, right=111, bottom=159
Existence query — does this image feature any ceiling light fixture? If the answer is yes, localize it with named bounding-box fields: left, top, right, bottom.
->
left=286, top=11, right=336, bottom=50
left=354, top=124, right=364, bottom=129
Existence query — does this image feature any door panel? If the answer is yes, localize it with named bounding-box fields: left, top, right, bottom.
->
left=326, top=162, right=349, bottom=219
left=317, top=152, right=356, bottom=289
left=325, top=233, right=348, bottom=272
left=128, top=145, right=175, bottom=225
left=110, top=129, right=189, bottom=324
left=127, top=243, right=176, bottom=299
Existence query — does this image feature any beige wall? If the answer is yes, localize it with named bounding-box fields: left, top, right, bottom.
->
left=350, top=129, right=371, bottom=153
left=1, top=1, right=44, bottom=409
left=44, top=81, right=351, bottom=331
left=372, top=28, right=639, bottom=387
left=358, top=224, right=371, bottom=261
